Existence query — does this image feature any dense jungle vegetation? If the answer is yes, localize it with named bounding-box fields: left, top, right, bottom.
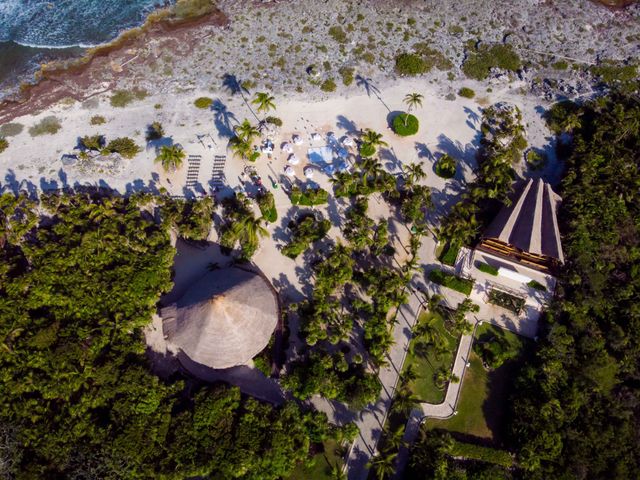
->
left=0, top=192, right=338, bottom=479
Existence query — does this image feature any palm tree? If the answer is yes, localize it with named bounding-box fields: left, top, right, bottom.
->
left=404, top=92, right=423, bottom=113
left=155, top=144, right=185, bottom=172
left=228, top=137, right=252, bottom=161
left=360, top=129, right=388, bottom=158
left=368, top=451, right=398, bottom=480
left=230, top=215, right=268, bottom=258
left=404, top=162, right=426, bottom=185
left=403, top=92, right=424, bottom=126
left=329, top=461, right=346, bottom=480
left=252, top=92, right=276, bottom=114
left=361, top=129, right=388, bottom=149
left=234, top=119, right=260, bottom=143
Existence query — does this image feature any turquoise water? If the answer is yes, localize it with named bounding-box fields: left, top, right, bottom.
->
left=0, top=0, right=175, bottom=97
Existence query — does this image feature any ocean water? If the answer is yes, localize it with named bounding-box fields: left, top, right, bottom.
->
left=0, top=0, right=175, bottom=97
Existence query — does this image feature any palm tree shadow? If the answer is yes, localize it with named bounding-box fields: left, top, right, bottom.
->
left=355, top=75, right=391, bottom=112
left=221, top=73, right=246, bottom=96
left=212, top=99, right=238, bottom=138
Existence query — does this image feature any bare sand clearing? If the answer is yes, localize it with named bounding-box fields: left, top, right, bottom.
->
left=0, top=75, right=553, bottom=193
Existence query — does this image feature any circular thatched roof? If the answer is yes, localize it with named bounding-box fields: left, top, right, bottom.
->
left=161, top=267, right=278, bottom=370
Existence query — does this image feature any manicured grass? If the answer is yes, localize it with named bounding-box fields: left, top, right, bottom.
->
left=438, top=242, right=460, bottom=266
left=428, top=268, right=474, bottom=295
left=426, top=352, right=492, bottom=439
left=403, top=311, right=460, bottom=403
left=392, top=113, right=419, bottom=136
left=427, top=325, right=531, bottom=443
left=527, top=279, right=547, bottom=291
left=476, top=261, right=498, bottom=276
left=287, top=439, right=342, bottom=480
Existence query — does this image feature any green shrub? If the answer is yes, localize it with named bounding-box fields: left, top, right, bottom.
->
left=462, top=44, right=521, bottom=80
left=392, top=113, right=419, bottom=136
left=170, top=0, right=218, bottom=20
left=448, top=25, right=464, bottom=36
left=552, top=60, right=569, bottom=70
left=81, top=135, right=104, bottom=151
left=29, top=116, right=62, bottom=136
left=439, top=243, right=460, bottom=266
left=320, top=78, right=337, bottom=92
left=0, top=122, right=24, bottom=137
left=257, top=192, right=278, bottom=223
left=477, top=262, right=498, bottom=276
left=428, top=269, right=474, bottom=295
left=110, top=89, right=148, bottom=108
left=528, top=279, right=547, bottom=291
left=146, top=121, right=164, bottom=141
left=106, top=137, right=141, bottom=159
left=395, top=53, right=428, bottom=76
left=435, top=154, right=456, bottom=179
left=590, top=62, right=638, bottom=84
left=90, top=115, right=106, bottom=126
left=328, top=26, right=348, bottom=43
left=458, top=87, right=475, bottom=98
left=412, top=43, right=453, bottom=71
left=194, top=97, right=213, bottom=109
left=0, top=137, right=8, bottom=153
left=339, top=66, right=355, bottom=86
left=449, top=440, right=513, bottom=467
left=265, top=116, right=283, bottom=127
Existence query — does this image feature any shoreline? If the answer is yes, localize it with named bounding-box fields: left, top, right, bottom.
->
left=0, top=3, right=227, bottom=124
left=0, top=0, right=637, bottom=126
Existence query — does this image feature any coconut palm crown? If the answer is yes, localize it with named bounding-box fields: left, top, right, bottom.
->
left=252, top=92, right=276, bottom=114
left=155, top=144, right=186, bottom=172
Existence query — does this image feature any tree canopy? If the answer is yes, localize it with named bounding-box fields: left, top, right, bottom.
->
left=0, top=191, right=335, bottom=479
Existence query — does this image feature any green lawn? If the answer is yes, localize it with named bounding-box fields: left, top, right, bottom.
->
left=287, top=439, right=342, bottom=480
left=403, top=311, right=460, bottom=404
left=426, top=325, right=531, bottom=444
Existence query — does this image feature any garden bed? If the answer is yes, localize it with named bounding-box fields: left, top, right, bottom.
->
left=438, top=242, right=460, bottom=266
left=429, top=269, right=474, bottom=295
left=487, top=289, right=525, bottom=314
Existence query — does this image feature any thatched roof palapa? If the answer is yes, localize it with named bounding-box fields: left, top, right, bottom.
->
left=162, top=267, right=278, bottom=370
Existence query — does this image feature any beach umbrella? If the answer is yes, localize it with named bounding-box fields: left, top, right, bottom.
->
left=304, top=167, right=314, bottom=179
left=292, top=134, right=303, bottom=145
left=281, top=142, right=293, bottom=153
left=342, top=136, right=355, bottom=147
left=287, top=154, right=300, bottom=165
left=311, top=133, right=322, bottom=142
left=284, top=165, right=295, bottom=176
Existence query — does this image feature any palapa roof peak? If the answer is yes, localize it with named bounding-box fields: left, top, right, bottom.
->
left=483, top=178, right=564, bottom=264
left=162, top=266, right=278, bottom=370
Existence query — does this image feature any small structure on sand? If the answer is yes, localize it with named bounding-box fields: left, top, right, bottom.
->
left=161, top=266, right=278, bottom=370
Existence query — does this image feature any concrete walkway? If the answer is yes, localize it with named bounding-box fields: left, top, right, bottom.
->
left=344, top=279, right=424, bottom=480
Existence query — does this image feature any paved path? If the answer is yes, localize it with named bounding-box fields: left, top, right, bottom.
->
left=344, top=279, right=424, bottom=480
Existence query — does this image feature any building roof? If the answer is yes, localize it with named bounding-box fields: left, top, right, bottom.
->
left=483, top=178, right=564, bottom=263
left=161, top=267, right=278, bottom=370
